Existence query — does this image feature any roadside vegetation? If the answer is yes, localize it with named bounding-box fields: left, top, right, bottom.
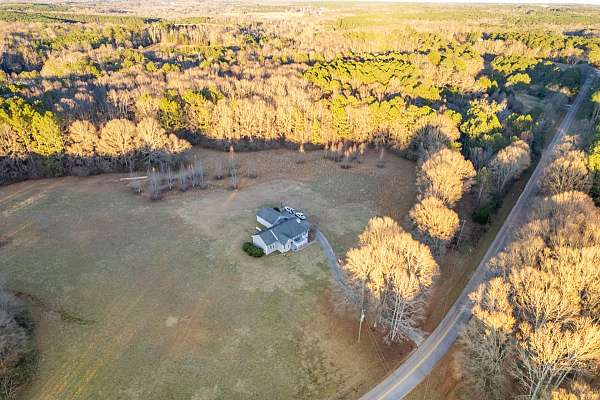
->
left=587, top=87, right=600, bottom=205
left=459, top=141, right=600, bottom=399
left=407, top=75, right=600, bottom=400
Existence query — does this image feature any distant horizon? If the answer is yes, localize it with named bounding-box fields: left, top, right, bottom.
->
left=272, top=0, right=600, bottom=5
left=15, top=0, right=600, bottom=5
left=325, top=0, right=600, bottom=4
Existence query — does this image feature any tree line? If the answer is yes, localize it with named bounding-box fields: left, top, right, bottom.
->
left=0, top=94, right=190, bottom=184
left=459, top=129, right=600, bottom=399
left=587, top=87, right=600, bottom=205
left=1, top=6, right=589, bottom=187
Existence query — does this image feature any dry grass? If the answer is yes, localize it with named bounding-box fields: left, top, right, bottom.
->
left=0, top=148, right=416, bottom=400
left=514, top=92, right=544, bottom=113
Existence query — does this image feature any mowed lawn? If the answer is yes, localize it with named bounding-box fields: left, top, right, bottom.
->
left=0, top=151, right=416, bottom=400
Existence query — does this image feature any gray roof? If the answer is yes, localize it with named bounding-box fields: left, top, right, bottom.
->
left=257, top=207, right=285, bottom=225
left=256, top=229, right=279, bottom=246
left=254, top=217, right=310, bottom=247
left=271, top=218, right=310, bottom=242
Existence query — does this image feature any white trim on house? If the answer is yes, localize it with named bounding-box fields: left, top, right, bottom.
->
left=252, top=234, right=280, bottom=255
left=257, top=215, right=273, bottom=228
left=252, top=207, right=311, bottom=255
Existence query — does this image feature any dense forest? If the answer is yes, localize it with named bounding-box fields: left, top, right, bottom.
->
left=1, top=2, right=597, bottom=188
left=2, top=2, right=600, bottom=399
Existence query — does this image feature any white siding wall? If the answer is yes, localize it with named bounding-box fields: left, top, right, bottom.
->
left=252, top=235, right=273, bottom=255
left=253, top=222, right=310, bottom=255
left=274, top=242, right=284, bottom=253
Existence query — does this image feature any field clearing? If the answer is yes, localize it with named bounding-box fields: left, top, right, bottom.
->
left=0, top=148, right=416, bottom=400
left=514, top=92, right=544, bottom=113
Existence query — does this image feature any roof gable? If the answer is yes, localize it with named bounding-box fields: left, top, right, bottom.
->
left=257, top=207, right=282, bottom=225
left=254, top=229, right=279, bottom=246
left=271, top=218, right=310, bottom=242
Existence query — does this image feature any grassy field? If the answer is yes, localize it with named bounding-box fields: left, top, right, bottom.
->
left=0, top=148, right=416, bottom=400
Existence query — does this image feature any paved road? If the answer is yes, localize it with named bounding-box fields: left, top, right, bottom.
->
left=359, top=73, right=596, bottom=400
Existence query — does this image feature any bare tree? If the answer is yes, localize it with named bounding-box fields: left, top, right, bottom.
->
left=296, top=142, right=306, bottom=164
left=412, top=114, right=460, bottom=160
left=214, top=159, right=224, bottom=180
left=229, top=167, right=239, bottom=190
left=341, top=149, right=351, bottom=169
left=460, top=191, right=600, bottom=400
left=344, top=217, right=438, bottom=343
left=164, top=163, right=175, bottom=190
left=458, top=278, right=515, bottom=400
left=549, top=379, right=600, bottom=400
left=377, top=146, right=385, bottom=168
left=190, top=158, right=206, bottom=189
left=334, top=142, right=343, bottom=162
left=488, top=140, right=531, bottom=195
left=323, top=142, right=330, bottom=160
left=540, top=150, right=591, bottom=196
left=228, top=144, right=237, bottom=173
left=97, top=119, right=137, bottom=168
left=148, top=168, right=162, bottom=200
left=65, top=120, right=98, bottom=158
left=358, top=142, right=366, bottom=163
left=409, top=196, right=460, bottom=254
left=417, top=148, right=476, bottom=207
left=178, top=166, right=191, bottom=192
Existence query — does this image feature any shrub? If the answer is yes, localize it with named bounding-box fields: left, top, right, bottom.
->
left=0, top=290, right=33, bottom=399
left=242, top=242, right=264, bottom=257
left=473, top=200, right=498, bottom=224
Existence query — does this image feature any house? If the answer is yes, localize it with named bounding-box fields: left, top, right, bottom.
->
left=252, top=207, right=311, bottom=255
left=256, top=207, right=294, bottom=228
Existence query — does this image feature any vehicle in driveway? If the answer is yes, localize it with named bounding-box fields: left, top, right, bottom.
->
left=252, top=207, right=311, bottom=255
left=295, top=212, right=306, bottom=220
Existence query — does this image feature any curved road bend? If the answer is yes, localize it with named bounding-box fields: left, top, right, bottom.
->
left=358, top=73, right=596, bottom=400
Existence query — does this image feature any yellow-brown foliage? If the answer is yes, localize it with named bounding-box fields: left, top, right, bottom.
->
left=461, top=191, right=600, bottom=399
left=540, top=150, right=591, bottom=196
left=409, top=196, right=460, bottom=242
left=417, top=148, right=476, bottom=207
left=65, top=120, right=98, bottom=157
left=345, top=217, right=438, bottom=342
